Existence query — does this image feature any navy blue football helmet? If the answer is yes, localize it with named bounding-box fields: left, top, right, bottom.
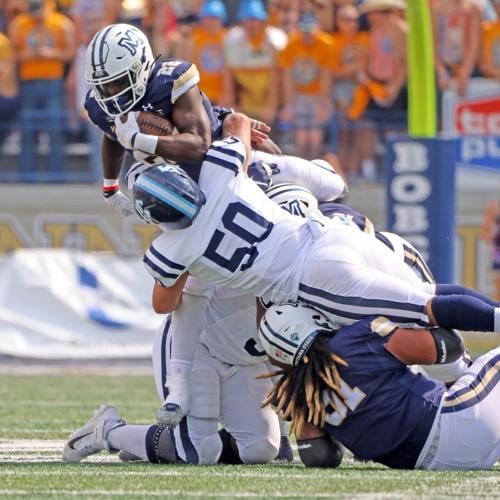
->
left=132, top=164, right=206, bottom=229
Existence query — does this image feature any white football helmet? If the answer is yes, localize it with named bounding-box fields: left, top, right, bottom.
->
left=86, top=24, right=154, bottom=116
left=266, top=183, right=319, bottom=218
left=259, top=303, right=333, bottom=366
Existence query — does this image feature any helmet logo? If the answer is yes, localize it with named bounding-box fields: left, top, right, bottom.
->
left=286, top=200, right=307, bottom=217
left=118, top=29, right=144, bottom=56
left=134, top=199, right=153, bottom=223
left=290, top=332, right=300, bottom=343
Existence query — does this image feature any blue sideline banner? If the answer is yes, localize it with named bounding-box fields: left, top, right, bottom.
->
left=386, top=136, right=457, bottom=283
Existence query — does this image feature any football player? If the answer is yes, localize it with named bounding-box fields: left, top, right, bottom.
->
left=135, top=112, right=500, bottom=335
left=62, top=278, right=285, bottom=465
left=266, top=184, right=474, bottom=384
left=84, top=23, right=346, bottom=217
left=60, top=278, right=465, bottom=466
left=259, top=303, right=500, bottom=470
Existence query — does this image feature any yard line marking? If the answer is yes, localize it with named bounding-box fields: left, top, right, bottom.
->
left=0, top=491, right=418, bottom=498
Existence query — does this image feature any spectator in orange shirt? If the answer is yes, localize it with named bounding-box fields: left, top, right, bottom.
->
left=479, top=0, right=500, bottom=79
left=431, top=0, right=482, bottom=96
left=278, top=8, right=333, bottom=159
left=8, top=0, right=75, bottom=177
left=184, top=0, right=227, bottom=105
left=328, top=3, right=370, bottom=180
left=222, top=0, right=287, bottom=124
left=0, top=30, right=19, bottom=147
left=268, top=0, right=300, bottom=33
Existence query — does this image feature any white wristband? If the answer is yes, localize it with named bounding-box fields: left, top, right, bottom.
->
left=133, top=133, right=159, bottom=155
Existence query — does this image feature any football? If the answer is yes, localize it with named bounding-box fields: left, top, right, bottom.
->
left=136, top=111, right=175, bottom=136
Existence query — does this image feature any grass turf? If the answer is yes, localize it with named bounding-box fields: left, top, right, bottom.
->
left=0, top=373, right=498, bottom=499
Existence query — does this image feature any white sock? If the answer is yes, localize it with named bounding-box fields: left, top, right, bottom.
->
left=169, top=359, right=192, bottom=378
left=107, top=425, right=151, bottom=461
left=278, top=418, right=288, bottom=438
left=494, top=308, right=500, bottom=332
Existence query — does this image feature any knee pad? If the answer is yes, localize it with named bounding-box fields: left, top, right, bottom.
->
left=238, top=438, right=279, bottom=464
left=145, top=425, right=177, bottom=464
left=297, top=435, right=343, bottom=468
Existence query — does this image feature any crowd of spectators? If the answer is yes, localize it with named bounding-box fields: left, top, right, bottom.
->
left=1, top=0, right=500, bottom=182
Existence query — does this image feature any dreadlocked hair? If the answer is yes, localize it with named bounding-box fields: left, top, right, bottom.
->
left=258, top=337, right=348, bottom=437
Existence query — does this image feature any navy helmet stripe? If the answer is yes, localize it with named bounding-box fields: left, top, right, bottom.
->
left=98, top=25, right=114, bottom=69
left=262, top=317, right=302, bottom=349
left=143, top=254, right=180, bottom=279
left=259, top=327, right=295, bottom=357
left=210, top=144, right=245, bottom=164
left=205, top=153, right=239, bottom=175
left=92, top=25, right=114, bottom=72
left=299, top=283, right=425, bottom=314
left=149, top=245, right=185, bottom=270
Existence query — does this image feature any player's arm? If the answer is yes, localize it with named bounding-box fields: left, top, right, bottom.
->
left=385, top=327, right=464, bottom=366
left=221, top=112, right=252, bottom=171
left=154, top=86, right=212, bottom=163
left=295, top=421, right=343, bottom=468
left=102, top=134, right=125, bottom=179
left=152, top=272, right=189, bottom=313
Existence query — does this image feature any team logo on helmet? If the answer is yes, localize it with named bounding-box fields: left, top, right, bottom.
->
left=118, top=29, right=144, bottom=56
left=134, top=199, right=153, bottom=224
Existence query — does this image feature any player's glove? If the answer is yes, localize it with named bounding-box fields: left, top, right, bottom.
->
left=114, top=113, right=158, bottom=154
left=103, top=179, right=134, bottom=216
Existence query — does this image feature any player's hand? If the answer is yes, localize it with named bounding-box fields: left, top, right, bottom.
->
left=103, top=189, right=135, bottom=216
left=250, top=119, right=271, bottom=146
left=114, top=112, right=158, bottom=154
left=114, top=112, right=140, bottom=150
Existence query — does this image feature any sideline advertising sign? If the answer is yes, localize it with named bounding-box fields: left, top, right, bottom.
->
left=386, top=137, right=457, bottom=283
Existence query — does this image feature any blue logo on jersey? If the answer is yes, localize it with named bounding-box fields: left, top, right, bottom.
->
left=118, top=29, right=143, bottom=56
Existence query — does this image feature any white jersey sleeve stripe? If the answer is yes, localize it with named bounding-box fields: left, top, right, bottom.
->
left=149, top=244, right=185, bottom=270
left=143, top=253, right=180, bottom=280
left=204, top=152, right=240, bottom=175
left=210, top=144, right=245, bottom=165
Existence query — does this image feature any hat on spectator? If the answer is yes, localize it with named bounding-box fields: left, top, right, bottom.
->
left=360, top=0, right=406, bottom=13
left=200, top=0, right=227, bottom=21
left=237, top=0, right=268, bottom=22
left=27, top=0, right=44, bottom=11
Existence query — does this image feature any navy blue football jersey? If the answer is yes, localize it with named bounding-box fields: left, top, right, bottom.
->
left=84, top=59, right=226, bottom=142
left=323, top=316, right=445, bottom=469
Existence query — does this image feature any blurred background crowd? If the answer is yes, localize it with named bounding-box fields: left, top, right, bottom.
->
left=1, top=0, right=500, bottom=182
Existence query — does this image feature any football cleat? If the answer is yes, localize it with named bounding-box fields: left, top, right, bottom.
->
left=276, top=436, right=294, bottom=462
left=62, top=405, right=125, bottom=463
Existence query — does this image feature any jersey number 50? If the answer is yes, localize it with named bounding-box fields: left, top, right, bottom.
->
left=203, top=202, right=273, bottom=272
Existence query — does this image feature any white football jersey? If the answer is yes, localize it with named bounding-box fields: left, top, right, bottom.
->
left=200, top=287, right=264, bottom=366
left=143, top=136, right=315, bottom=304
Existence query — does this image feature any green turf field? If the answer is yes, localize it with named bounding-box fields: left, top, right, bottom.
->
left=0, top=373, right=498, bottom=499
